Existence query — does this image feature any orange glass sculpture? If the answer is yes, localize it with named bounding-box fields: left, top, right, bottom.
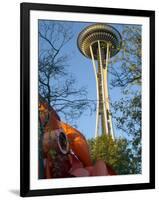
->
left=39, top=95, right=116, bottom=178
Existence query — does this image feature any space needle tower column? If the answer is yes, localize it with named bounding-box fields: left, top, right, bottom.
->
left=77, top=24, right=122, bottom=139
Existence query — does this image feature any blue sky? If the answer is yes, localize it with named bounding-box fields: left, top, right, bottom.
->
left=39, top=20, right=141, bottom=139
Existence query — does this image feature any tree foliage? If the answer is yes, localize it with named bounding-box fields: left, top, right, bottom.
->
left=108, top=25, right=142, bottom=173
left=109, top=25, right=141, bottom=88
left=87, top=134, right=140, bottom=175
left=112, top=93, right=141, bottom=173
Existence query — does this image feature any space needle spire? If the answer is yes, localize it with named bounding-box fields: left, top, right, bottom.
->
left=77, top=23, right=122, bottom=139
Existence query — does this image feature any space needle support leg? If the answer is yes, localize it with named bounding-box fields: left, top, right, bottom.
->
left=90, top=45, right=99, bottom=138
left=98, top=41, right=109, bottom=135
left=107, top=48, right=115, bottom=140
left=103, top=43, right=115, bottom=139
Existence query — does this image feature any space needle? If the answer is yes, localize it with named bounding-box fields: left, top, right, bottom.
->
left=77, top=23, right=122, bottom=139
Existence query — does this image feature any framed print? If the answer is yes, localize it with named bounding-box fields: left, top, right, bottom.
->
left=20, top=2, right=155, bottom=197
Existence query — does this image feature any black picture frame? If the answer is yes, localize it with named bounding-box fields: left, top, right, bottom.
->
left=20, top=2, right=155, bottom=197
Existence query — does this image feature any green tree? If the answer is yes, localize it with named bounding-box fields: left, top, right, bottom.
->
left=109, top=25, right=141, bottom=88
left=112, top=93, right=141, bottom=173
left=108, top=25, right=142, bottom=173
left=87, top=134, right=139, bottom=175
